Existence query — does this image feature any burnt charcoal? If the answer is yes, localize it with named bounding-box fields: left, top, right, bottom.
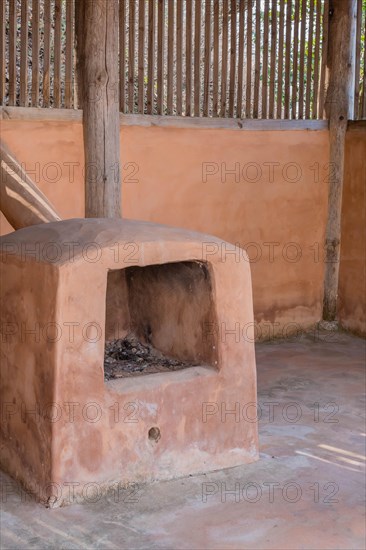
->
left=104, top=334, right=193, bottom=380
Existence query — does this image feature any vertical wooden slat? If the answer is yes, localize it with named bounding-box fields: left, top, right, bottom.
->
left=284, top=0, right=292, bottom=119
left=354, top=0, right=362, bottom=118
left=157, top=0, right=164, bottom=115
left=147, top=0, right=155, bottom=114
left=298, top=0, right=306, bottom=119
left=20, top=0, right=29, bottom=106
left=362, top=11, right=366, bottom=118
left=138, top=0, right=145, bottom=114
left=73, top=5, right=78, bottom=110
left=8, top=0, right=17, bottom=105
left=305, top=0, right=314, bottom=118
left=186, top=0, right=192, bottom=116
left=176, top=0, right=183, bottom=115
left=318, top=0, right=329, bottom=118
left=291, top=0, right=300, bottom=118
left=194, top=0, right=201, bottom=116
left=167, top=0, right=174, bottom=114
left=31, top=0, right=40, bottom=106
left=269, top=0, right=277, bottom=119
left=65, top=0, right=74, bottom=108
left=221, top=0, right=228, bottom=116
left=54, top=0, right=62, bottom=108
left=236, top=0, right=245, bottom=118
left=228, top=0, right=236, bottom=117
left=0, top=0, right=5, bottom=105
left=119, top=0, right=126, bottom=113
left=212, top=0, right=219, bottom=116
left=312, top=0, right=322, bottom=118
left=245, top=0, right=252, bottom=117
left=129, top=0, right=136, bottom=113
left=203, top=0, right=211, bottom=116
left=43, top=0, right=51, bottom=107
left=253, top=0, right=261, bottom=118
left=362, top=42, right=366, bottom=119
left=262, top=0, right=269, bottom=118
left=276, top=0, right=285, bottom=119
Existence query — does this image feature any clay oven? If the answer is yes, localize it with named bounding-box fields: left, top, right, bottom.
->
left=0, top=218, right=258, bottom=505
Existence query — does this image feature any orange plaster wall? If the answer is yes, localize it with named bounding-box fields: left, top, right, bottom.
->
left=338, top=124, right=366, bottom=337
left=0, top=119, right=330, bottom=337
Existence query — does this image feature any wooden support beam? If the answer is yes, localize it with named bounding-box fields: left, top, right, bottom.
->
left=322, top=0, right=357, bottom=321
left=75, top=0, right=121, bottom=218
left=0, top=141, right=61, bottom=230
left=0, top=106, right=328, bottom=130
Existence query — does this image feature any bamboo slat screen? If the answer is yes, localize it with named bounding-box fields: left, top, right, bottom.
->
left=1, top=0, right=365, bottom=119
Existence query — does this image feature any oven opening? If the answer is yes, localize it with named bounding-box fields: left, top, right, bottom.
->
left=104, top=261, right=219, bottom=380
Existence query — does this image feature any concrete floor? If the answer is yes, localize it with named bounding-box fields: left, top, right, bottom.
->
left=1, top=331, right=365, bottom=549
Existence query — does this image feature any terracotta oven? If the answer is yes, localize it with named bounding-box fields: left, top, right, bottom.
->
left=0, top=218, right=258, bottom=505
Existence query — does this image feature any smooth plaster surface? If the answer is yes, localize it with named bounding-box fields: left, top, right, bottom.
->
left=338, top=124, right=366, bottom=336
left=0, top=120, right=330, bottom=336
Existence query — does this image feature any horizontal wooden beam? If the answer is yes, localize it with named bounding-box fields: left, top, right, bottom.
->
left=120, top=115, right=328, bottom=131
left=0, top=107, right=328, bottom=131
left=0, top=106, right=83, bottom=121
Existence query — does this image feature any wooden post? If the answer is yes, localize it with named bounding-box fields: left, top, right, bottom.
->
left=75, top=0, right=121, bottom=218
left=322, top=0, right=357, bottom=321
